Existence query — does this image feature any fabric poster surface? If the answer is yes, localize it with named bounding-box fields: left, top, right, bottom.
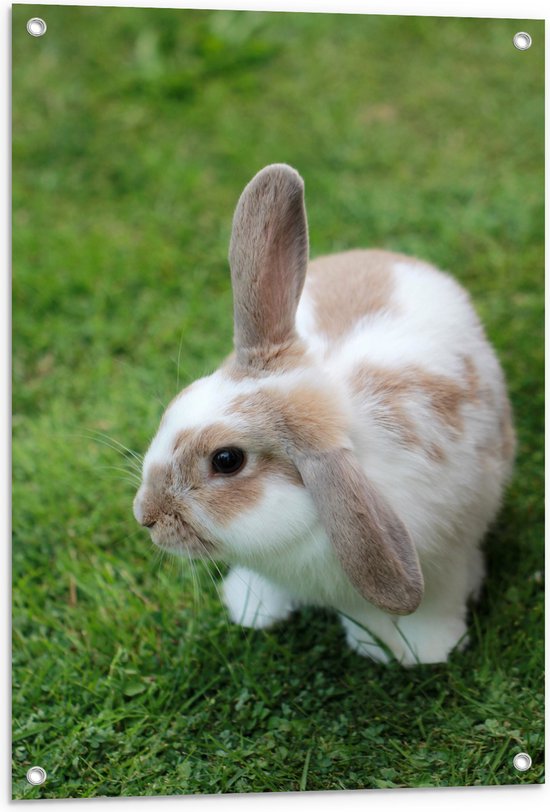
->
left=12, top=4, right=544, bottom=800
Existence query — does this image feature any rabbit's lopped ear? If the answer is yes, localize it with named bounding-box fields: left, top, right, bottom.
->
left=229, top=164, right=309, bottom=363
left=293, top=448, right=424, bottom=615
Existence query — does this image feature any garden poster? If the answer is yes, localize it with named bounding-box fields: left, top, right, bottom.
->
left=12, top=3, right=544, bottom=800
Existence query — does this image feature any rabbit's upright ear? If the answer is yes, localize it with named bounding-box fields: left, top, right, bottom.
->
left=293, top=447, right=424, bottom=615
left=229, top=164, right=309, bottom=363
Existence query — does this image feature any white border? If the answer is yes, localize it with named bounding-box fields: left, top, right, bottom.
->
left=2, top=1, right=547, bottom=810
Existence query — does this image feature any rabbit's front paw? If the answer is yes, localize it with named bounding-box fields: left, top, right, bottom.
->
left=340, top=616, right=392, bottom=664
left=221, top=567, right=295, bottom=629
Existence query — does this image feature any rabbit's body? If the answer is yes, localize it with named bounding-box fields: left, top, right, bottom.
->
left=134, top=166, right=514, bottom=665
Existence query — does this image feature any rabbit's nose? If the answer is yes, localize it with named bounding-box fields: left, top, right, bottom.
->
left=133, top=490, right=159, bottom=529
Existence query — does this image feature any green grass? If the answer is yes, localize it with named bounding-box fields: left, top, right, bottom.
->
left=12, top=6, right=544, bottom=799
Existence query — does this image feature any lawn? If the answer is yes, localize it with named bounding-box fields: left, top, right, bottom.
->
left=12, top=5, right=544, bottom=799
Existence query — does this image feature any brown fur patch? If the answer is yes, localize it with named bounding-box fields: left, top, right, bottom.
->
left=273, top=386, right=348, bottom=451
left=416, top=372, right=467, bottom=432
left=418, top=355, right=480, bottom=430
left=473, top=393, right=516, bottom=467
left=463, top=356, right=480, bottom=402
left=499, top=397, right=516, bottom=462
left=222, top=336, right=310, bottom=380
left=173, top=424, right=237, bottom=466
left=305, top=249, right=403, bottom=339
left=350, top=356, right=481, bottom=457
left=196, top=468, right=265, bottom=524
left=426, top=443, right=446, bottom=463
left=140, top=463, right=176, bottom=527
left=229, top=385, right=347, bottom=455
left=171, top=423, right=249, bottom=492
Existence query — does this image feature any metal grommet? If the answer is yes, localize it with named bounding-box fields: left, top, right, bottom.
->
left=26, top=765, right=47, bottom=785
left=513, top=752, right=532, bottom=772
left=26, top=18, right=47, bottom=37
left=513, top=32, right=532, bottom=50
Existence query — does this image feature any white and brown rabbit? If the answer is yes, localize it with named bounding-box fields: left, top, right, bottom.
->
left=133, top=164, right=515, bottom=665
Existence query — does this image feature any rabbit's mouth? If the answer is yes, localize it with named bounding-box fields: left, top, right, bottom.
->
left=148, top=517, right=216, bottom=559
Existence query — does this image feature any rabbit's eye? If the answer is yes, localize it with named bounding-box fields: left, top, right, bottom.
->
left=211, top=447, right=246, bottom=475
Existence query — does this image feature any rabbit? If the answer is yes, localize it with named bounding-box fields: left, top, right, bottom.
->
left=133, top=164, right=515, bottom=665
